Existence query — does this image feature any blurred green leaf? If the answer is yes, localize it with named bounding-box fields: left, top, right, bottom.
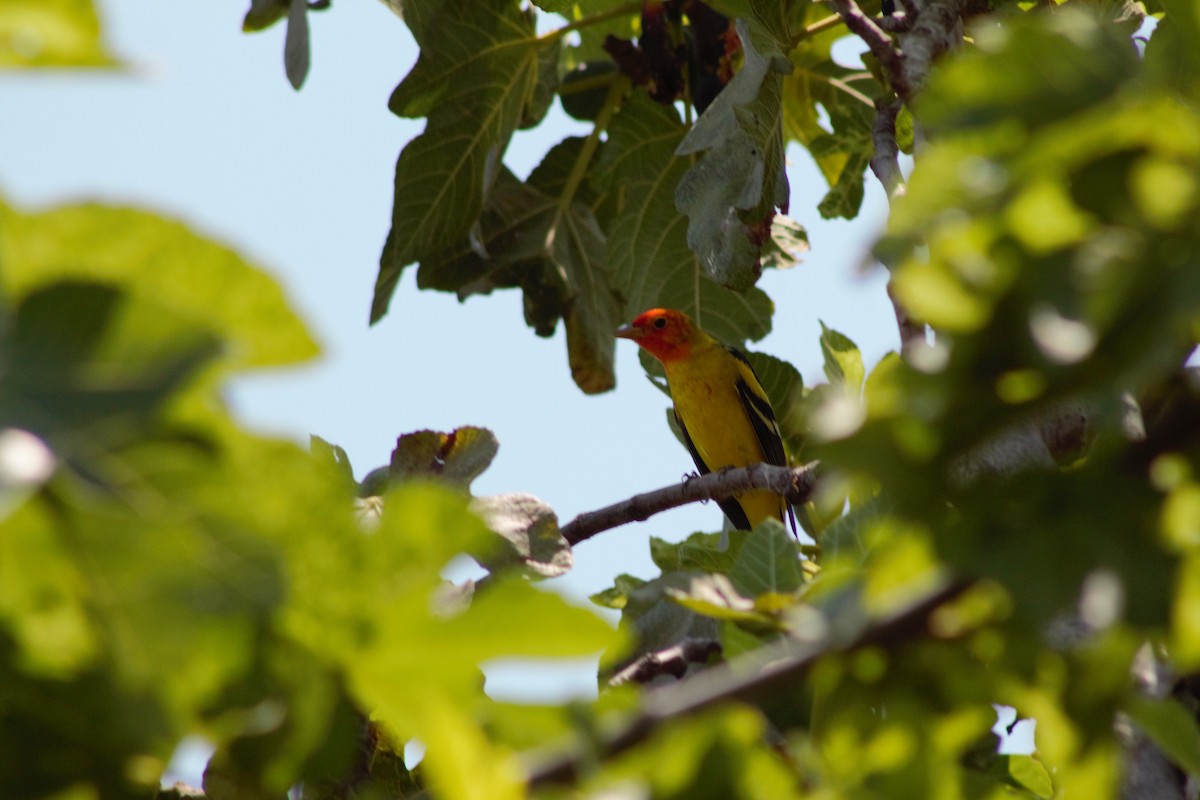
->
left=0, top=200, right=318, bottom=371
left=819, top=322, right=864, bottom=393
left=243, top=0, right=288, bottom=31
left=602, top=706, right=802, bottom=799
left=0, top=281, right=219, bottom=468
left=0, top=0, right=118, bottom=67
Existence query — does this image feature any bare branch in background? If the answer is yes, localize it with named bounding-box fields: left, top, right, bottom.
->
left=561, top=463, right=818, bottom=545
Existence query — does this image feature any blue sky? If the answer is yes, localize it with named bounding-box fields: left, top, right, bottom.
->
left=0, top=0, right=897, bottom=699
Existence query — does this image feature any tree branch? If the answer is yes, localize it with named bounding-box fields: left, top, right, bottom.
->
left=561, top=463, right=818, bottom=546
left=828, top=0, right=912, bottom=100
left=609, top=638, right=723, bottom=687
left=869, top=97, right=905, bottom=201
left=524, top=578, right=973, bottom=787
left=897, top=0, right=968, bottom=100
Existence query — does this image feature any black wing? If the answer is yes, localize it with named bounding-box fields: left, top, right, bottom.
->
left=674, top=408, right=754, bottom=531
left=727, top=347, right=788, bottom=467
left=728, top=347, right=799, bottom=537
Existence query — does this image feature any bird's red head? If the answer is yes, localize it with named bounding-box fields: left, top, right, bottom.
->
left=615, top=308, right=700, bottom=364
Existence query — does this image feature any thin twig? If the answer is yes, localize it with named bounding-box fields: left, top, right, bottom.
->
left=524, top=578, right=973, bottom=787
left=561, top=463, right=818, bottom=546
left=827, top=0, right=912, bottom=100
left=795, top=13, right=844, bottom=44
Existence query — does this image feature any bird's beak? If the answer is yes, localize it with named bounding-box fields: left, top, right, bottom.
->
left=615, top=324, right=641, bottom=341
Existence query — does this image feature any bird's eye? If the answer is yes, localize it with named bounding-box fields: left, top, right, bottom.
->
left=653, top=316, right=667, bottom=329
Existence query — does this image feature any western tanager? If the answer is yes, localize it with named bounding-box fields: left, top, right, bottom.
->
left=617, top=308, right=795, bottom=533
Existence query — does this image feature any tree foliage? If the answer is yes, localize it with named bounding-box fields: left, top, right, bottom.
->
left=4, top=0, right=1200, bottom=798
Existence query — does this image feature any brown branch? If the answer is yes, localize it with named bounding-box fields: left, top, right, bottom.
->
left=609, top=638, right=723, bottom=687
left=886, top=277, right=926, bottom=359
left=524, top=578, right=973, bottom=788
left=561, top=463, right=818, bottom=546
left=897, top=0, right=967, bottom=99
left=828, top=0, right=912, bottom=100
left=878, top=13, right=914, bottom=32
left=869, top=97, right=905, bottom=200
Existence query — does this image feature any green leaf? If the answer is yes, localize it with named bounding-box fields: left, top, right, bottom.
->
left=811, top=102, right=874, bottom=219
left=0, top=281, right=220, bottom=473
left=417, top=140, right=622, bottom=394
left=917, top=10, right=1139, bottom=138
left=1005, top=755, right=1055, bottom=799
left=243, top=0, right=288, bottom=31
left=388, top=426, right=499, bottom=490
left=418, top=701, right=525, bottom=800
left=599, top=91, right=775, bottom=347
left=605, top=706, right=801, bottom=799
left=1125, top=695, right=1200, bottom=778
left=521, top=37, right=561, bottom=129
left=650, top=530, right=748, bottom=574
left=560, top=60, right=618, bottom=121
left=665, top=573, right=774, bottom=626
left=599, top=572, right=720, bottom=678
left=590, top=573, right=647, bottom=610
left=0, top=0, right=119, bottom=67
left=728, top=520, right=802, bottom=597
left=373, top=0, right=544, bottom=323
left=820, top=321, right=865, bottom=392
left=283, top=0, right=310, bottom=89
left=675, top=15, right=791, bottom=289
left=0, top=200, right=318, bottom=371
left=760, top=214, right=809, bottom=270
left=309, top=435, right=356, bottom=495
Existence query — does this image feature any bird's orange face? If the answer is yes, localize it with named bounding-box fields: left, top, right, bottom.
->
left=615, top=308, right=697, bottom=363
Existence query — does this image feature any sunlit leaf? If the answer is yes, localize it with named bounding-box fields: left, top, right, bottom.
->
left=0, top=0, right=118, bottom=67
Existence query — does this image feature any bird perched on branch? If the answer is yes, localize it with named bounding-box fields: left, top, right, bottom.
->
left=616, top=308, right=796, bottom=535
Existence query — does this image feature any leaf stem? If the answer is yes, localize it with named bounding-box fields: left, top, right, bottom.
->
left=553, top=74, right=631, bottom=221
left=796, top=13, right=845, bottom=43
left=539, top=1, right=641, bottom=44
left=806, top=70, right=876, bottom=107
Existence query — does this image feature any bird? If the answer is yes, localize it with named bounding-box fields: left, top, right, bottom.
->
left=616, top=308, right=795, bottom=534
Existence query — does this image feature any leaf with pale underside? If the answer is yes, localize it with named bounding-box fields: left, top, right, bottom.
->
left=674, top=13, right=792, bottom=290
left=472, top=493, right=573, bottom=578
